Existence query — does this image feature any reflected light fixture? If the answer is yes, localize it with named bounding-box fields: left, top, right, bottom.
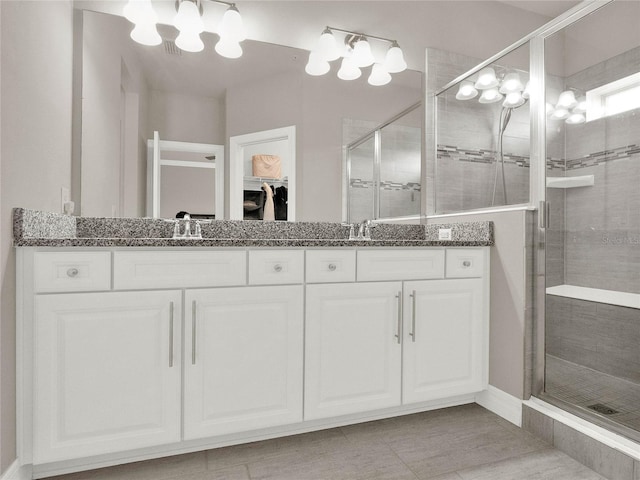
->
left=502, top=91, right=525, bottom=108
left=474, top=67, right=499, bottom=89
left=123, top=0, right=246, bottom=58
left=305, top=26, right=407, bottom=87
left=455, top=80, right=478, bottom=100
left=549, top=89, right=586, bottom=125
left=478, top=88, right=503, bottom=104
left=499, top=72, right=524, bottom=94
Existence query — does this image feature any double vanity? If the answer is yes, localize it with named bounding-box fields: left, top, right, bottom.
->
left=14, top=209, right=493, bottom=478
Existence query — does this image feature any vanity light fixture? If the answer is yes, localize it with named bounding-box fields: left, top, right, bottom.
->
left=305, top=26, right=407, bottom=86
left=549, top=89, right=586, bottom=125
left=123, top=0, right=246, bottom=58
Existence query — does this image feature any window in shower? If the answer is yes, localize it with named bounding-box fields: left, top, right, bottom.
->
left=434, top=43, right=530, bottom=214
left=344, top=103, right=422, bottom=223
left=542, top=0, right=640, bottom=440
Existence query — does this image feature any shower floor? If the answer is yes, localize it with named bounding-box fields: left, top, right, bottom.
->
left=545, top=355, right=640, bottom=433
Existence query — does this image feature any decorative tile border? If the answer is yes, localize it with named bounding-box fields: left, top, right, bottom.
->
left=566, top=144, right=640, bottom=170
left=437, top=145, right=530, bottom=168
left=350, top=179, right=421, bottom=191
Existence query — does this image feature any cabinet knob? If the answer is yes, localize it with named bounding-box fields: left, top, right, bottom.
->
left=67, top=268, right=79, bottom=277
left=462, top=260, right=471, bottom=267
left=273, top=264, right=283, bottom=272
left=328, top=263, right=337, bottom=271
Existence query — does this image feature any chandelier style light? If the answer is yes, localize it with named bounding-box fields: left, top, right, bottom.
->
left=123, top=0, right=246, bottom=58
left=305, top=26, right=408, bottom=87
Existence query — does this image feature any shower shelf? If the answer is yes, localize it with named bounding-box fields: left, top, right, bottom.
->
left=546, top=175, right=594, bottom=189
left=546, top=284, right=640, bottom=309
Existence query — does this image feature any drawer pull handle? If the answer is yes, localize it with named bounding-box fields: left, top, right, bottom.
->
left=67, top=268, right=79, bottom=277
left=169, top=302, right=174, bottom=368
left=192, top=300, right=197, bottom=365
left=462, top=260, right=471, bottom=267
left=273, top=264, right=283, bottom=272
left=410, top=290, right=417, bottom=342
left=328, top=263, right=337, bottom=271
left=395, top=292, right=402, bottom=344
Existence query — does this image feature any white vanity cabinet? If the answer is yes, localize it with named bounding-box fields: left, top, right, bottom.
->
left=183, top=285, right=303, bottom=439
left=33, top=290, right=182, bottom=463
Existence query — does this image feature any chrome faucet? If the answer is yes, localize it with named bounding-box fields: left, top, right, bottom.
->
left=182, top=214, right=191, bottom=238
left=357, top=219, right=376, bottom=240
left=168, top=214, right=210, bottom=240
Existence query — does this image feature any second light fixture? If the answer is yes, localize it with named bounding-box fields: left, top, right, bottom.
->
left=305, top=27, right=407, bottom=86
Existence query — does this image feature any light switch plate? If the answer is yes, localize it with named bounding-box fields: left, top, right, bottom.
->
left=438, top=228, right=452, bottom=240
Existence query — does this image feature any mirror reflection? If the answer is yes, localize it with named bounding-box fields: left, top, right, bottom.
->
left=76, top=8, right=422, bottom=221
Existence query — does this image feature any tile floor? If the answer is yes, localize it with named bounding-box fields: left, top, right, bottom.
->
left=47, top=404, right=608, bottom=480
left=546, top=354, right=640, bottom=432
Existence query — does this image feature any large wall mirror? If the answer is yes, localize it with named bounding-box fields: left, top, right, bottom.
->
left=74, top=5, right=422, bottom=222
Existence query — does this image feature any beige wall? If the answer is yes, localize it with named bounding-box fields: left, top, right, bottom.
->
left=429, top=210, right=532, bottom=399
left=0, top=0, right=74, bottom=472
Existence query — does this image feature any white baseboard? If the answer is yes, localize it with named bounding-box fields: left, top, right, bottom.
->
left=0, top=460, right=30, bottom=480
left=475, top=385, right=523, bottom=426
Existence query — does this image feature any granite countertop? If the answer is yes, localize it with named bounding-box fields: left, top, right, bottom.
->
left=12, top=208, right=494, bottom=248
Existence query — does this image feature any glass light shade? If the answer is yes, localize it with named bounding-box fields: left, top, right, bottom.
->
left=368, top=63, right=391, bottom=86
left=455, top=81, right=478, bottom=100
left=305, top=52, right=330, bottom=76
left=384, top=42, right=407, bottom=73
left=566, top=112, right=586, bottom=124
left=123, top=0, right=157, bottom=24
left=557, top=90, right=578, bottom=109
left=502, top=92, right=525, bottom=108
left=315, top=29, right=341, bottom=62
left=551, top=107, right=570, bottom=120
left=522, top=81, right=531, bottom=99
left=478, top=88, right=503, bottom=103
left=175, top=31, right=204, bottom=52
left=337, top=57, right=361, bottom=81
left=351, top=37, right=375, bottom=68
left=499, top=72, right=524, bottom=94
left=474, top=67, right=499, bottom=89
left=574, top=96, right=587, bottom=113
left=174, top=0, right=204, bottom=34
left=215, top=38, right=242, bottom=58
left=130, top=22, right=162, bottom=46
left=546, top=103, right=554, bottom=116
left=218, top=5, right=246, bottom=42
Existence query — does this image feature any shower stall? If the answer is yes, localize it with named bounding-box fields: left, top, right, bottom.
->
left=434, top=0, right=640, bottom=444
left=344, top=103, right=422, bottom=223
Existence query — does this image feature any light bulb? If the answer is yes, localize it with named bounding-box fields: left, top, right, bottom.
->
left=215, top=38, right=242, bottom=58
left=502, top=91, right=525, bottom=108
left=478, top=88, right=503, bottom=103
left=315, top=28, right=341, bottom=62
left=130, top=22, right=161, bottom=46
left=218, top=5, right=246, bottom=43
left=499, top=72, right=524, bottom=94
left=522, top=81, right=531, bottom=99
left=551, top=107, right=569, bottom=120
left=174, top=0, right=204, bottom=35
left=123, top=0, right=157, bottom=24
left=175, top=30, right=204, bottom=52
left=351, top=36, right=375, bottom=68
left=474, top=67, right=499, bottom=89
left=368, top=63, right=391, bottom=86
left=384, top=41, right=407, bottom=73
left=337, top=57, right=361, bottom=80
left=557, top=90, right=578, bottom=109
left=574, top=96, right=587, bottom=113
left=566, top=112, right=586, bottom=124
left=305, top=52, right=330, bottom=76
left=455, top=80, right=478, bottom=100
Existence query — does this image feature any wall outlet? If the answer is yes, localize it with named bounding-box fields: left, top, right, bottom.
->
left=438, top=228, right=452, bottom=241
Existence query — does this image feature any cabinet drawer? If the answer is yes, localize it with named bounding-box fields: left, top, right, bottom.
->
left=357, top=249, right=445, bottom=281
left=34, top=252, right=111, bottom=293
left=114, top=251, right=246, bottom=289
left=445, top=249, right=485, bottom=278
left=248, top=250, right=304, bottom=285
left=306, top=250, right=356, bottom=283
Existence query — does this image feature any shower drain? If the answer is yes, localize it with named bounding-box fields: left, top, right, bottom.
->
left=587, top=403, right=619, bottom=415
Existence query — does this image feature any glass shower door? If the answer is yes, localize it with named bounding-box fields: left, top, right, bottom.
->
left=347, top=135, right=376, bottom=223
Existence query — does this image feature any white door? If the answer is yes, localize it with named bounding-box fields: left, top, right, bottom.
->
left=33, top=291, right=182, bottom=463
left=304, top=282, right=403, bottom=420
left=402, top=279, right=486, bottom=404
left=184, top=285, right=303, bottom=439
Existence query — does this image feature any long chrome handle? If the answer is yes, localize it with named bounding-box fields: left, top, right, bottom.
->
left=409, top=290, right=416, bottom=342
left=395, top=292, right=402, bottom=344
left=169, top=301, right=174, bottom=367
left=191, top=300, right=197, bottom=365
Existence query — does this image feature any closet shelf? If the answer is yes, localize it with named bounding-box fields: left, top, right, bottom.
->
left=244, top=176, right=288, bottom=191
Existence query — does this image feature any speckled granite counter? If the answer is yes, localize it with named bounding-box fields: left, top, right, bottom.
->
left=13, top=208, right=493, bottom=247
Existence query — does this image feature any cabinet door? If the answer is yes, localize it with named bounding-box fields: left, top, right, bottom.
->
left=403, top=279, right=487, bottom=404
left=34, top=291, right=181, bottom=463
left=305, top=282, right=402, bottom=420
left=184, top=285, right=303, bottom=439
